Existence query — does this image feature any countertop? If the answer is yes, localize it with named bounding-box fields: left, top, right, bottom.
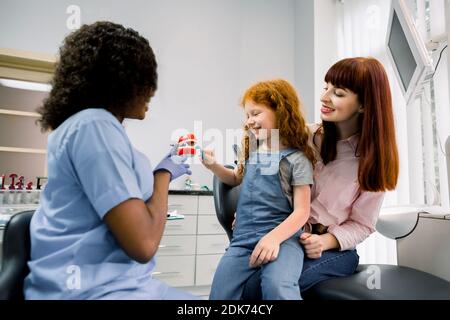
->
left=168, top=189, right=213, bottom=196
left=0, top=190, right=214, bottom=228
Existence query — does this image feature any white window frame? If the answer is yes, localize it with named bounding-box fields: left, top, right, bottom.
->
left=405, top=0, right=449, bottom=207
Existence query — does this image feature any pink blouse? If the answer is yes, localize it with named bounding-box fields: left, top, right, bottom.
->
left=305, top=130, right=385, bottom=251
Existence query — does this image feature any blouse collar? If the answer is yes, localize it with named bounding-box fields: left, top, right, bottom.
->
left=337, top=133, right=360, bottom=156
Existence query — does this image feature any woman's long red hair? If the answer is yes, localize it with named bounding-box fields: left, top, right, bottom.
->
left=320, top=57, right=399, bottom=191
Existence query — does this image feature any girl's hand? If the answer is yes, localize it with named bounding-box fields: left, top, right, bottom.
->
left=200, top=149, right=216, bottom=170
left=299, top=232, right=324, bottom=259
left=249, top=234, right=280, bottom=268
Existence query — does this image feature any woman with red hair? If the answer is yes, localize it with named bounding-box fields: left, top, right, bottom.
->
left=243, top=57, right=399, bottom=299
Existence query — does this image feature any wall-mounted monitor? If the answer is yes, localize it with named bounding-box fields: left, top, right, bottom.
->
left=386, top=0, right=433, bottom=105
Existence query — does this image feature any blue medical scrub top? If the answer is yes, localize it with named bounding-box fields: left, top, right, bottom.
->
left=24, top=109, right=173, bottom=299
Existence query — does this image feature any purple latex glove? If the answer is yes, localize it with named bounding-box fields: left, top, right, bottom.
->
left=153, top=145, right=192, bottom=181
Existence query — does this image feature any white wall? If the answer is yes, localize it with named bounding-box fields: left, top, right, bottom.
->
left=313, top=0, right=338, bottom=122
left=294, top=0, right=315, bottom=122
left=0, top=0, right=314, bottom=190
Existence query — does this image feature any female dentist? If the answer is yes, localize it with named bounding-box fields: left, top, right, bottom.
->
left=24, top=21, right=194, bottom=299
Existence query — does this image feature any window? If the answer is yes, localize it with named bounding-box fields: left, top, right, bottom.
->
left=407, top=0, right=449, bottom=207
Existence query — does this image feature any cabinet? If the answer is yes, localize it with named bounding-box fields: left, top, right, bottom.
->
left=151, top=192, right=228, bottom=298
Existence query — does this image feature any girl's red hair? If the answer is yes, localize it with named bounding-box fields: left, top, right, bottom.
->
left=237, top=79, right=315, bottom=176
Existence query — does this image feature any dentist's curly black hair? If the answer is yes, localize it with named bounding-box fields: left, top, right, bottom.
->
left=37, top=21, right=157, bottom=131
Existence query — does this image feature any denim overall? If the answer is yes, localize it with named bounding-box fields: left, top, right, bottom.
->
left=210, top=149, right=304, bottom=300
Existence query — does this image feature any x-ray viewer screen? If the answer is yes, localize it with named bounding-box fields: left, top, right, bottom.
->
left=388, top=11, right=417, bottom=92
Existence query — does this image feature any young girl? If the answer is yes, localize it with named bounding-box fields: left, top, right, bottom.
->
left=201, top=79, right=316, bottom=300
left=242, top=57, right=400, bottom=299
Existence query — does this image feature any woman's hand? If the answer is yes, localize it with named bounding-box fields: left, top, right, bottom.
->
left=299, top=232, right=324, bottom=259
left=153, top=145, right=191, bottom=181
left=249, top=233, right=280, bottom=268
left=200, top=149, right=217, bottom=170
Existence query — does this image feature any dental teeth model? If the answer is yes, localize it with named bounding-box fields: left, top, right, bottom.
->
left=177, top=133, right=201, bottom=157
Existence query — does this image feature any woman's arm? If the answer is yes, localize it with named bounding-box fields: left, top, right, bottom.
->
left=249, top=185, right=310, bottom=267
left=300, top=192, right=384, bottom=258
left=71, top=120, right=189, bottom=264
left=321, top=233, right=340, bottom=250
left=326, top=191, right=384, bottom=251
left=104, top=171, right=171, bottom=263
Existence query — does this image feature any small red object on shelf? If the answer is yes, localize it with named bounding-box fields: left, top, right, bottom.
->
left=16, top=176, right=25, bottom=190
left=8, top=173, right=18, bottom=190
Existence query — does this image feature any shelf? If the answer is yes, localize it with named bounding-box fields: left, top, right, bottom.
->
left=0, top=146, right=46, bottom=154
left=0, top=108, right=40, bottom=118
left=0, top=48, right=56, bottom=83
